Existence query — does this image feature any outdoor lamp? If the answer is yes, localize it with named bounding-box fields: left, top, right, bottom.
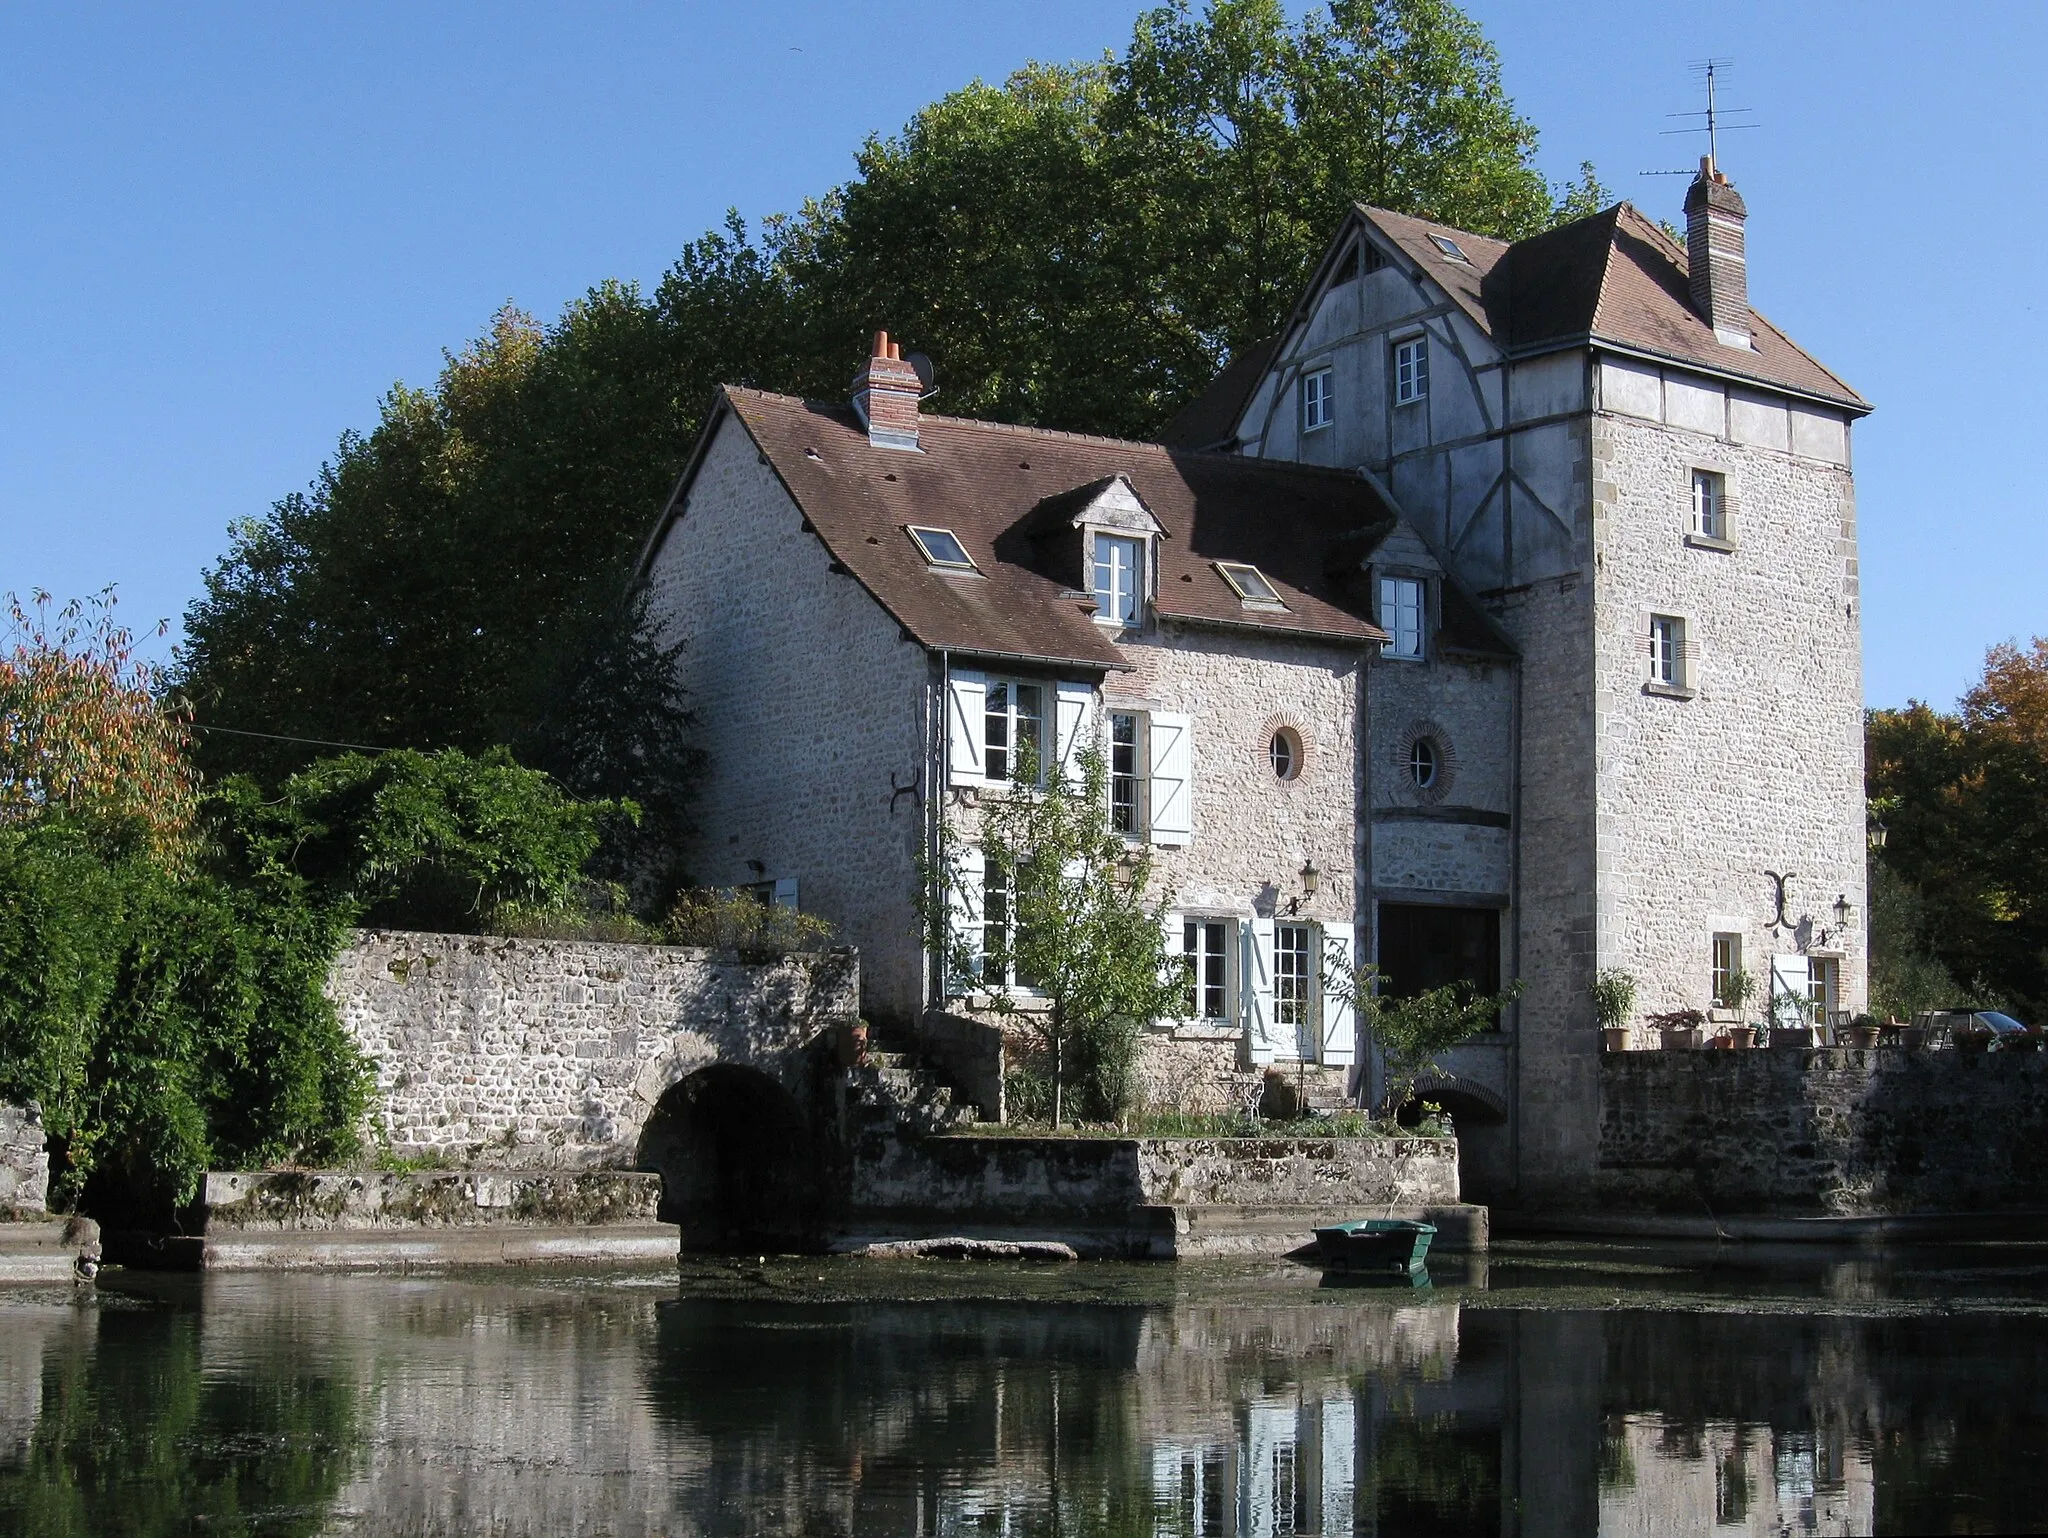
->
left=1833, top=894, right=1853, bottom=929
left=1867, top=820, right=1888, bottom=851
left=1301, top=859, right=1320, bottom=898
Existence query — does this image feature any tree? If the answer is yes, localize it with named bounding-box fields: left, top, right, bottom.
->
left=924, top=744, right=1183, bottom=1125
left=1322, top=946, right=1519, bottom=1116
left=1, top=589, right=198, bottom=863
left=176, top=1, right=1603, bottom=828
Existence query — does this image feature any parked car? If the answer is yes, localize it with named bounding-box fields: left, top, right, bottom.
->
left=1916, top=1010, right=2036, bottom=1050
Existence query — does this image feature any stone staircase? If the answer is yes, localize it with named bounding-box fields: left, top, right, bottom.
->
left=844, top=1032, right=982, bottom=1138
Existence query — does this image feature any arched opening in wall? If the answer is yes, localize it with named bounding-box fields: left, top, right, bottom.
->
left=1397, top=1084, right=1512, bottom=1207
left=637, top=1066, right=819, bottom=1253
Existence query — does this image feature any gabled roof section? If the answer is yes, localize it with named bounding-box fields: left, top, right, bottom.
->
left=1356, top=202, right=1868, bottom=412
left=663, top=387, right=1398, bottom=671
left=1159, top=336, right=1278, bottom=451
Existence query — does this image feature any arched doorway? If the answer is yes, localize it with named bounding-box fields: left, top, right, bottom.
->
left=637, top=1066, right=820, bottom=1252
left=1402, top=1079, right=1512, bottom=1207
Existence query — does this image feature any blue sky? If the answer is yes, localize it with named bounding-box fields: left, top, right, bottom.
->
left=2, top=1, right=2038, bottom=710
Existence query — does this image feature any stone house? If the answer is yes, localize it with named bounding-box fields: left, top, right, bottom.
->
left=639, top=157, right=1868, bottom=1206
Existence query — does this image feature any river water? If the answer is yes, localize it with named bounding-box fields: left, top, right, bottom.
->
left=1, top=1241, right=2043, bottom=1536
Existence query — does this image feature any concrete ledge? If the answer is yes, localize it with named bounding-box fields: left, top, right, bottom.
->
left=831, top=1202, right=1487, bottom=1260
left=202, top=1169, right=665, bottom=1230
left=0, top=1219, right=100, bottom=1283
left=1494, top=1207, right=2048, bottom=1245
left=107, top=1223, right=682, bottom=1272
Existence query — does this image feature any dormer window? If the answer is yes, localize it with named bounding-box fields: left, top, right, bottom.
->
left=1216, top=562, right=1284, bottom=609
left=1379, top=574, right=1426, bottom=660
left=907, top=526, right=976, bottom=571
left=1092, top=533, right=1143, bottom=627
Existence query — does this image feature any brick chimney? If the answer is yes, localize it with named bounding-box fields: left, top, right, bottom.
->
left=851, top=330, right=923, bottom=450
left=1684, top=157, right=1752, bottom=350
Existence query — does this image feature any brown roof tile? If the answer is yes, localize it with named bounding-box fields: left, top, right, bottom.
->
left=719, top=388, right=1398, bottom=671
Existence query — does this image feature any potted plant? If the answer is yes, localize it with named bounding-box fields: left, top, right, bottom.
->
left=1842, top=1012, right=1882, bottom=1050
left=1717, top=967, right=1759, bottom=1048
left=1646, top=1008, right=1707, bottom=1050
left=1768, top=983, right=1816, bottom=1049
left=1592, top=968, right=1638, bottom=1052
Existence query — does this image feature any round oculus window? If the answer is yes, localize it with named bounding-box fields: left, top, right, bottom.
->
left=1408, top=737, right=1439, bottom=790
left=1269, top=728, right=1302, bottom=782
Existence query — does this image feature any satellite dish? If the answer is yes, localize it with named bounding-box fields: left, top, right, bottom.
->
left=906, top=352, right=937, bottom=393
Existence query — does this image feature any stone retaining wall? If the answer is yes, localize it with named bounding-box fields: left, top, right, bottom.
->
left=1598, top=1048, right=2048, bottom=1215
left=331, top=930, right=858, bottom=1167
left=0, top=1104, right=47, bottom=1214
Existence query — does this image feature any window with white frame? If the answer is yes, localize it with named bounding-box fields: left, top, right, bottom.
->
left=1690, top=469, right=1728, bottom=541
left=1712, top=932, right=1742, bottom=1009
left=1091, top=534, right=1143, bottom=628
left=1807, top=956, right=1839, bottom=1023
left=1649, top=614, right=1687, bottom=690
left=975, top=861, right=1041, bottom=991
left=984, top=680, right=1046, bottom=784
left=1394, top=336, right=1429, bottom=405
left=1109, top=711, right=1144, bottom=835
left=1274, top=922, right=1315, bottom=1056
left=1380, top=575, right=1425, bottom=660
left=1182, top=919, right=1233, bottom=1023
left=1301, top=367, right=1334, bottom=432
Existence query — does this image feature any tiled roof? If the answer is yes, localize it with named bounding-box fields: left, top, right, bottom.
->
left=1360, top=202, right=1868, bottom=410
left=711, top=388, right=1401, bottom=671
left=1159, top=335, right=1279, bottom=451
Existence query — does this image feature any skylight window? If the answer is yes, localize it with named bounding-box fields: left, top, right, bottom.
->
left=1215, top=562, right=1283, bottom=606
left=907, top=526, right=976, bottom=571
left=1429, top=234, right=1470, bottom=263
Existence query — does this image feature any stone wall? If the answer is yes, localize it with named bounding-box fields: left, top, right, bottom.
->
left=0, top=1104, right=47, bottom=1214
left=330, top=930, right=857, bottom=1167
left=642, top=410, right=934, bottom=1027
left=1596, top=1049, right=2048, bottom=1215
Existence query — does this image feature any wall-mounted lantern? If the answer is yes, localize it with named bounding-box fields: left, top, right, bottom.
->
left=1301, top=859, right=1321, bottom=899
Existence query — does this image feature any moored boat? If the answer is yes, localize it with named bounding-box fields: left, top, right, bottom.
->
left=1313, top=1218, right=1435, bottom=1274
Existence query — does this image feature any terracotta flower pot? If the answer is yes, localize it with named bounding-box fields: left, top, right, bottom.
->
left=1725, top=1026, right=1757, bottom=1049
left=1661, top=1027, right=1704, bottom=1051
left=1843, top=1025, right=1880, bottom=1049
left=1602, top=1026, right=1631, bottom=1052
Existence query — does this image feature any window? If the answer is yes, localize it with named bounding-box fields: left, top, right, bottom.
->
left=1110, top=711, right=1144, bottom=835
left=1380, top=575, right=1425, bottom=660
left=1216, top=561, right=1282, bottom=605
left=1182, top=919, right=1232, bottom=1022
left=1690, top=470, right=1727, bottom=541
left=1712, top=932, right=1743, bottom=1009
left=1408, top=737, right=1438, bottom=790
left=1394, top=336, right=1429, bottom=405
left=1807, top=956, right=1839, bottom=1022
left=1091, top=534, right=1143, bottom=627
left=907, top=525, right=976, bottom=570
left=1274, top=922, right=1315, bottom=1044
left=984, top=680, right=1045, bottom=784
left=977, top=863, right=1039, bottom=991
left=1300, top=367, right=1334, bottom=432
left=1268, top=727, right=1301, bottom=782
left=1429, top=233, right=1470, bottom=263
left=1649, top=614, right=1686, bottom=689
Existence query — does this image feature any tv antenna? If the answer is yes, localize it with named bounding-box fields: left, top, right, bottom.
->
left=1639, top=59, right=1759, bottom=177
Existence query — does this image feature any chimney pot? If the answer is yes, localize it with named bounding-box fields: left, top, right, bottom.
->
left=1684, top=161, right=1752, bottom=350
left=852, top=328, right=924, bottom=451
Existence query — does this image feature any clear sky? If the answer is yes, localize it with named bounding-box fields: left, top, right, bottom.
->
left=2, top=1, right=2039, bottom=710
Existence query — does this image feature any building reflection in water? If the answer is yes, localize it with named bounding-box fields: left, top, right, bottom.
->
left=0, top=1256, right=2042, bottom=1536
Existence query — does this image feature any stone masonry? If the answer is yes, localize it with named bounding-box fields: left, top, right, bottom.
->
left=0, top=1104, right=48, bottom=1214
left=329, top=930, right=857, bottom=1167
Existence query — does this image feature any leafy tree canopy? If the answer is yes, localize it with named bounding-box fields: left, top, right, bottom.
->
left=175, top=0, right=1602, bottom=893
left=1868, top=637, right=2048, bottom=1018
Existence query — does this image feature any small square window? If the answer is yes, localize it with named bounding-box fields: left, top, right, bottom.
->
left=1428, top=233, right=1470, bottom=263
left=1379, top=575, right=1425, bottom=660
left=1394, top=337, right=1429, bottom=405
left=907, top=526, right=975, bottom=570
left=1216, top=561, right=1282, bottom=606
left=1691, top=470, right=1727, bottom=541
left=1301, top=367, right=1333, bottom=432
left=1091, top=533, right=1143, bottom=627
left=1649, top=614, right=1687, bottom=689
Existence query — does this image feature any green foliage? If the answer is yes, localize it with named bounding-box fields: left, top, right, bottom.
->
left=665, top=888, right=837, bottom=959
left=0, top=819, right=371, bottom=1211
left=1321, top=943, right=1520, bottom=1114
left=211, top=746, right=628, bottom=933
left=923, top=744, right=1183, bottom=1125
left=1716, top=964, right=1757, bottom=1014
left=176, top=1, right=1599, bottom=818
left=1868, top=639, right=2048, bottom=1018
left=1589, top=967, right=1638, bottom=1030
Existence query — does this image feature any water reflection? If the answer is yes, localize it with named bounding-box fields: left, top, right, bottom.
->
left=0, top=1245, right=2040, bottom=1536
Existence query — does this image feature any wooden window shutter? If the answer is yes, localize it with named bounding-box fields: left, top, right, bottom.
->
left=947, top=670, right=986, bottom=785
left=1053, top=681, right=1096, bottom=790
left=1243, top=917, right=1276, bottom=1064
left=1147, top=712, right=1193, bottom=846
left=1318, top=925, right=1357, bottom=1066
left=944, top=844, right=984, bottom=994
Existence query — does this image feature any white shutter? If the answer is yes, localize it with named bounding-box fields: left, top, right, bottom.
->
left=1163, top=911, right=1188, bottom=1018
left=1242, top=917, right=1276, bottom=1064
left=771, top=878, right=799, bottom=910
left=1319, top=925, right=1357, bottom=1067
left=946, top=845, right=984, bottom=995
left=947, top=670, right=986, bottom=785
left=1770, top=953, right=1808, bottom=1027
left=1053, top=681, right=1096, bottom=789
left=1148, top=711, right=1192, bottom=846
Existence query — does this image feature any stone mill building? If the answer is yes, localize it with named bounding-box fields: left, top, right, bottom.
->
left=637, top=157, right=1870, bottom=1207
